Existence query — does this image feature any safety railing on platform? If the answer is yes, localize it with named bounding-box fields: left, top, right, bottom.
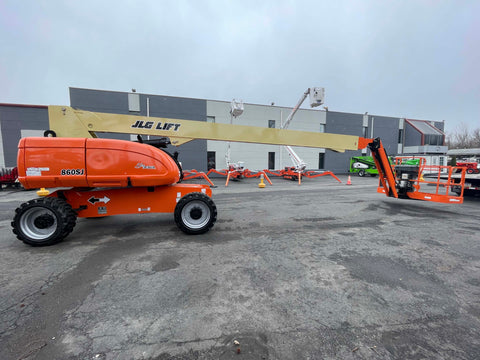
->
left=391, top=157, right=466, bottom=203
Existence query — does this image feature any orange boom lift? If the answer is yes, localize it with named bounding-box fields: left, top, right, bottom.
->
left=11, top=105, right=465, bottom=246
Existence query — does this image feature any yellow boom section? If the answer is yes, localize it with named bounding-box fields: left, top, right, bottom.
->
left=48, top=106, right=361, bottom=152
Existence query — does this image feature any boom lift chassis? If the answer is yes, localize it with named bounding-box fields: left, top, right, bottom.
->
left=11, top=106, right=465, bottom=246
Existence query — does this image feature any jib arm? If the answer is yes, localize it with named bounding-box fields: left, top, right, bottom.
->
left=359, top=137, right=398, bottom=198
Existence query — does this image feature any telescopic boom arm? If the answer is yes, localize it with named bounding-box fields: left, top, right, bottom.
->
left=47, top=106, right=361, bottom=152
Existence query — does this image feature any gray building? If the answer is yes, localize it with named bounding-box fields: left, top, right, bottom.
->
left=0, top=87, right=446, bottom=173
left=0, top=103, right=49, bottom=168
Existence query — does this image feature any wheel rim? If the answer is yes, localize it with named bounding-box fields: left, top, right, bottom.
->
left=20, top=207, right=57, bottom=240
left=181, top=200, right=210, bottom=230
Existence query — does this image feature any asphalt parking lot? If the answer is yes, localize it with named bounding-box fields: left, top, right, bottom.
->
left=0, top=175, right=479, bottom=360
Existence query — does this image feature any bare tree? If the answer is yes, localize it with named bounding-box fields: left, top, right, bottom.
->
left=472, top=128, right=480, bottom=148
left=446, top=122, right=480, bottom=149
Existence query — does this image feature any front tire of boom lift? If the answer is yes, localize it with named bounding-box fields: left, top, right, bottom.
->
left=174, top=193, right=217, bottom=235
left=358, top=169, right=365, bottom=177
left=11, top=198, right=77, bottom=246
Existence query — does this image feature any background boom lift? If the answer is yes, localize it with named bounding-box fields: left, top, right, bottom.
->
left=204, top=99, right=273, bottom=187
left=263, top=88, right=341, bottom=184
left=11, top=105, right=465, bottom=246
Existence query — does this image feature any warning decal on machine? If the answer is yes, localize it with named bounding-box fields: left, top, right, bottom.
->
left=88, top=196, right=110, bottom=205
left=26, top=167, right=50, bottom=176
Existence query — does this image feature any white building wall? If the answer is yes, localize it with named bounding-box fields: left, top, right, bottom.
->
left=21, top=129, right=45, bottom=138
left=206, top=100, right=326, bottom=170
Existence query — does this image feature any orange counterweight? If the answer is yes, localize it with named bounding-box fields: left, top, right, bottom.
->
left=17, top=137, right=180, bottom=189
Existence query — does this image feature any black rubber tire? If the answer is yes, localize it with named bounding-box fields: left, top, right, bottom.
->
left=11, top=197, right=77, bottom=246
left=174, top=193, right=217, bottom=235
left=370, top=173, right=377, bottom=177
left=358, top=170, right=365, bottom=177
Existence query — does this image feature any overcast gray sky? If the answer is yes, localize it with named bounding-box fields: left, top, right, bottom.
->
left=1, top=0, right=479, bottom=133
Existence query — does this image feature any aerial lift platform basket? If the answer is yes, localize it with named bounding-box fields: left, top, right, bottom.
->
left=381, top=155, right=467, bottom=203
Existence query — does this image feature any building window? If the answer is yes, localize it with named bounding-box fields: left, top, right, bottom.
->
left=319, top=124, right=325, bottom=133
left=207, top=116, right=215, bottom=123
left=318, top=153, right=325, bottom=169
left=207, top=151, right=216, bottom=170
left=363, top=127, right=368, bottom=138
left=424, top=134, right=443, bottom=146
left=268, top=120, right=276, bottom=128
left=398, top=129, right=403, bottom=143
left=268, top=152, right=275, bottom=169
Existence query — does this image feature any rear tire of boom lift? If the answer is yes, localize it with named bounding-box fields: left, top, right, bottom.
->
left=358, top=170, right=365, bottom=177
left=12, top=197, right=77, bottom=246
left=174, top=193, right=217, bottom=235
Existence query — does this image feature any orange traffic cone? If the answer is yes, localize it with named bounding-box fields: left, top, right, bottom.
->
left=346, top=175, right=352, bottom=185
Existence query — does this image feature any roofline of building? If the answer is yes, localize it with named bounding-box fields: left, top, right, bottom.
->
left=68, top=87, right=430, bottom=119
left=0, top=103, right=48, bottom=109
left=69, top=87, right=327, bottom=114
left=405, top=118, right=445, bottom=135
left=447, top=148, right=480, bottom=156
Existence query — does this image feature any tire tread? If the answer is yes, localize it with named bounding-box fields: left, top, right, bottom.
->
left=174, top=192, right=217, bottom=235
left=11, top=197, right=77, bottom=246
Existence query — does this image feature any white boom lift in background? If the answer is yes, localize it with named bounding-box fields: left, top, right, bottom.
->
left=281, top=87, right=325, bottom=171
left=225, top=99, right=245, bottom=171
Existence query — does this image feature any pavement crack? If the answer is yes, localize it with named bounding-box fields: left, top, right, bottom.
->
left=16, top=340, right=47, bottom=360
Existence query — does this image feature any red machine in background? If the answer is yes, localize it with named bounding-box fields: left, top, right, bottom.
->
left=206, top=163, right=273, bottom=187
left=264, top=167, right=341, bottom=185
left=182, top=169, right=216, bottom=187
left=0, top=167, right=19, bottom=189
left=264, top=87, right=342, bottom=185
left=456, top=161, right=479, bottom=174
left=183, top=164, right=273, bottom=187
